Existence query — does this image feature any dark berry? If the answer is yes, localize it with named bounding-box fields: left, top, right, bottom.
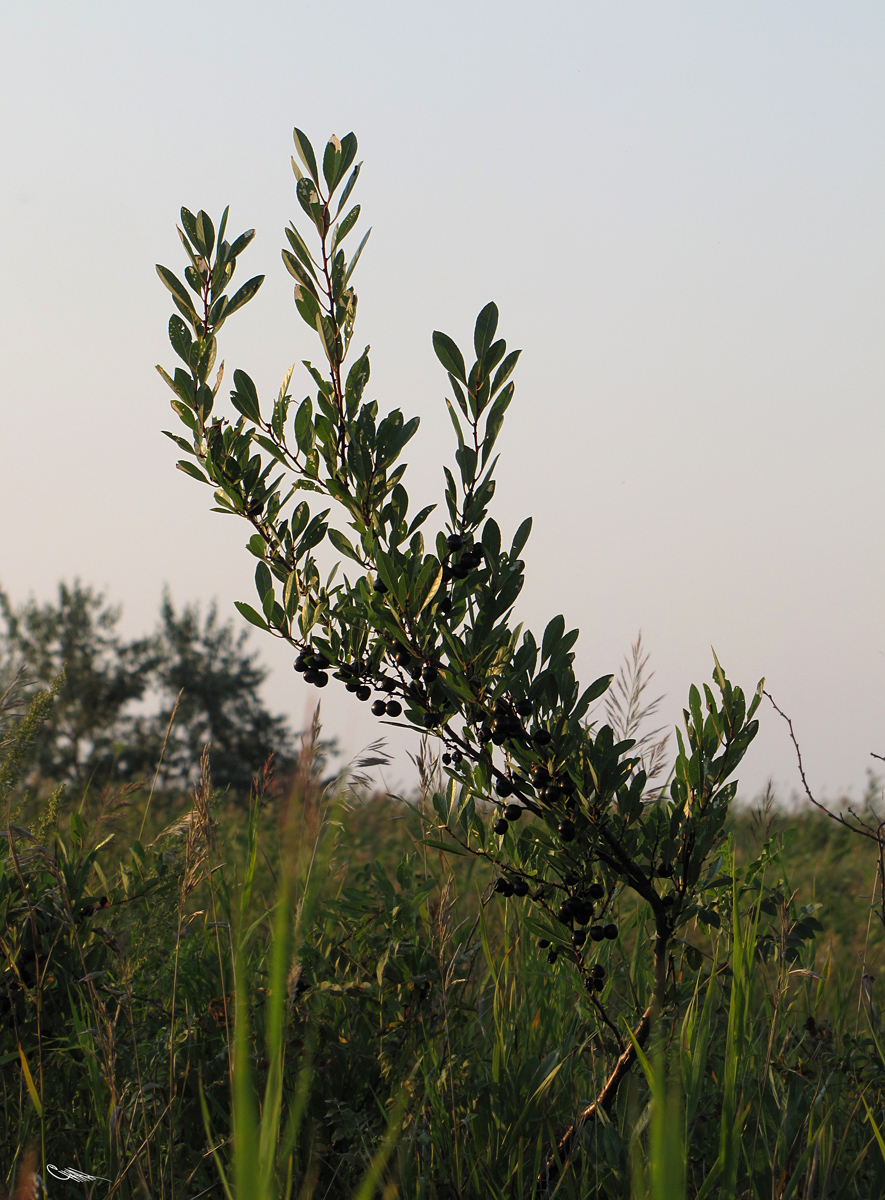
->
left=590, top=964, right=606, bottom=980
left=312, top=652, right=330, bottom=669
left=303, top=668, right=319, bottom=685
left=588, top=882, right=605, bottom=900
left=385, top=700, right=402, bottom=717
left=493, top=698, right=510, bottom=715
left=533, top=729, right=552, bottom=746
left=446, top=533, right=463, bottom=552
left=556, top=905, right=572, bottom=925
left=537, top=938, right=550, bottom=949
left=493, top=818, right=509, bottom=836
left=380, top=676, right=397, bottom=693
left=659, top=861, right=675, bottom=877
left=294, top=655, right=308, bottom=672
left=423, top=713, right=436, bottom=728
left=478, top=726, right=492, bottom=744
left=451, top=561, right=470, bottom=579
left=373, top=578, right=388, bottom=593
left=496, top=777, right=514, bottom=798
left=442, top=753, right=452, bottom=765
left=572, top=928, right=587, bottom=948
left=563, top=872, right=579, bottom=887
left=356, top=685, right=372, bottom=701
left=395, top=647, right=411, bottom=666
left=571, top=901, right=593, bottom=926
left=662, top=895, right=674, bottom=908
left=512, top=878, right=529, bottom=897
left=437, top=597, right=452, bottom=614
left=603, top=923, right=619, bottom=940
left=314, top=671, right=329, bottom=687
left=493, top=877, right=514, bottom=897
left=451, top=750, right=463, bottom=765
left=422, top=663, right=439, bottom=683
left=592, top=976, right=605, bottom=991
left=504, top=803, right=522, bottom=822
left=531, top=765, right=550, bottom=788
left=371, top=700, right=386, bottom=716
left=558, top=819, right=576, bottom=842
left=542, top=784, right=562, bottom=804
left=515, top=698, right=532, bottom=717
left=589, top=925, right=606, bottom=942
left=345, top=680, right=361, bottom=693
left=546, top=949, right=558, bottom=965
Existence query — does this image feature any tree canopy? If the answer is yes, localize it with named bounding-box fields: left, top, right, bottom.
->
left=0, top=582, right=296, bottom=792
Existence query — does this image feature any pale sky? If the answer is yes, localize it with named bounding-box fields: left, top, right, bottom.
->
left=2, top=2, right=883, bottom=803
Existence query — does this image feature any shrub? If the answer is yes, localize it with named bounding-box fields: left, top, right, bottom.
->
left=155, top=127, right=765, bottom=1162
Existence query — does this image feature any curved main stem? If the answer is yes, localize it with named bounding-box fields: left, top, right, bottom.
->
left=543, top=921, right=669, bottom=1180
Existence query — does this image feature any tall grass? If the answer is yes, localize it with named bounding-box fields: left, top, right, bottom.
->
left=4, top=686, right=885, bottom=1196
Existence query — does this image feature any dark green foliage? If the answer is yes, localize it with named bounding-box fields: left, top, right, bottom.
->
left=3, top=688, right=885, bottom=1199
left=0, top=582, right=154, bottom=785
left=0, top=583, right=295, bottom=793
left=153, top=127, right=774, bottom=1183
left=123, top=592, right=297, bottom=792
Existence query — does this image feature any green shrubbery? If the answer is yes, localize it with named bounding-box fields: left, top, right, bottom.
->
left=2, top=683, right=885, bottom=1197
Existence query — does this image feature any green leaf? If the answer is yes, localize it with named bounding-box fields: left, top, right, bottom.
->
left=282, top=250, right=320, bottom=297
left=292, top=127, right=320, bottom=185
left=572, top=674, right=613, bottom=722
left=18, top=1048, right=42, bottom=1116
left=195, top=210, right=215, bottom=259
left=176, top=460, right=209, bottom=483
left=511, top=516, right=532, bottom=557
left=482, top=518, right=501, bottom=561
left=291, top=502, right=310, bottom=540
left=284, top=223, right=318, bottom=274
left=481, top=383, right=513, bottom=467
left=180, top=207, right=199, bottom=251
left=216, top=205, right=229, bottom=253
left=156, top=264, right=196, bottom=316
left=229, top=228, right=256, bottom=259
left=336, top=132, right=358, bottom=188
left=335, top=160, right=362, bottom=217
left=542, top=615, right=565, bottom=664
left=163, top=430, right=195, bottom=455
left=420, top=838, right=469, bottom=857
left=225, top=274, right=264, bottom=318
left=169, top=315, right=192, bottom=363
left=332, top=204, right=361, bottom=250
left=231, top=369, right=261, bottom=423
left=328, top=528, right=362, bottom=563
left=415, top=563, right=444, bottom=615
left=322, top=135, right=342, bottom=191
left=235, top=601, right=270, bottom=631
left=432, top=331, right=467, bottom=384
left=344, top=227, right=371, bottom=285
left=490, top=348, right=521, bottom=396
left=474, top=301, right=499, bottom=360
left=294, top=397, right=314, bottom=454
left=255, top=560, right=273, bottom=602
left=407, top=504, right=436, bottom=536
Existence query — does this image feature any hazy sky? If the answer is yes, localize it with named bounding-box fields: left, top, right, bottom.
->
left=2, top=2, right=883, bottom=802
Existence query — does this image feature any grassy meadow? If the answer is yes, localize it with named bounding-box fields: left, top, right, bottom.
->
left=3, top=688, right=885, bottom=1200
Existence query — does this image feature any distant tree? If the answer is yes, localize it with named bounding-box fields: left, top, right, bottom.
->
left=123, top=591, right=297, bottom=791
left=0, top=581, right=154, bottom=785
left=0, top=583, right=296, bottom=792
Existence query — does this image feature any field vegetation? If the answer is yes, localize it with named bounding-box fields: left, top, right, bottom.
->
left=2, top=655, right=885, bottom=1199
